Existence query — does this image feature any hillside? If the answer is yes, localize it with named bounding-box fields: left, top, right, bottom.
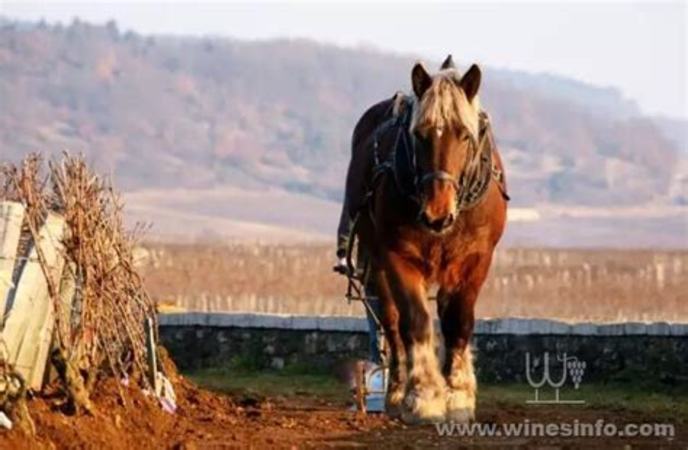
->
left=0, top=19, right=685, bottom=245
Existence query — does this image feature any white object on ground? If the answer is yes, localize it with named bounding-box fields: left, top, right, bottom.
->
left=156, top=372, right=177, bottom=414
left=364, top=363, right=388, bottom=412
left=349, top=361, right=388, bottom=413
left=0, top=411, right=12, bottom=430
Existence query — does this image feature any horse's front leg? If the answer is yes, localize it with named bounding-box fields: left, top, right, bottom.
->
left=385, top=251, right=446, bottom=424
left=437, top=287, right=477, bottom=423
left=438, top=256, right=491, bottom=423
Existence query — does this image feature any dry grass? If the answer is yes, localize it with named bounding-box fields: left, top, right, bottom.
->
left=1, top=154, right=156, bottom=417
left=139, top=243, right=687, bottom=323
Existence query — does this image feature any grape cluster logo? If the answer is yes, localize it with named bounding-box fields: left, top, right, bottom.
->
left=525, top=352, right=586, bottom=405
left=566, top=357, right=587, bottom=390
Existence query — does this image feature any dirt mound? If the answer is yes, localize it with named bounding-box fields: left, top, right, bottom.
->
left=0, top=374, right=390, bottom=449
left=0, top=376, right=215, bottom=449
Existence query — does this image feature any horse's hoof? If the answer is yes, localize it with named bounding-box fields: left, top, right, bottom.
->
left=445, top=389, right=475, bottom=423
left=385, top=386, right=405, bottom=419
left=401, top=388, right=447, bottom=424
left=386, top=402, right=403, bottom=419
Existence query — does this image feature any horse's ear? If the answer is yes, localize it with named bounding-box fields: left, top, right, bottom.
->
left=440, top=54, right=455, bottom=70
left=459, top=64, right=482, bottom=102
left=412, top=63, right=432, bottom=98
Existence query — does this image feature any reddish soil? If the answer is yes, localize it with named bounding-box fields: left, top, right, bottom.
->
left=0, top=375, right=685, bottom=449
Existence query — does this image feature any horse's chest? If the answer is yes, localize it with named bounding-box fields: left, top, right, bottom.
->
left=396, top=232, right=474, bottom=279
left=424, top=241, right=472, bottom=282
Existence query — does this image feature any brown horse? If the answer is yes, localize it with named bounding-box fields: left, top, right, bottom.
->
left=347, top=55, right=508, bottom=424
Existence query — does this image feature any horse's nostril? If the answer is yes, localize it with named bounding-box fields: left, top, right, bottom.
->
left=424, top=214, right=454, bottom=232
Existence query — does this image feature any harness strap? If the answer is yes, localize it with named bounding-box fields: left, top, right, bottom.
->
left=419, top=171, right=459, bottom=190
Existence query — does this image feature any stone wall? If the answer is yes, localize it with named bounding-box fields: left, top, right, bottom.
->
left=159, top=313, right=688, bottom=383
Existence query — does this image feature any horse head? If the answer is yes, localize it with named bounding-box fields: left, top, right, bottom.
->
left=410, top=57, right=482, bottom=233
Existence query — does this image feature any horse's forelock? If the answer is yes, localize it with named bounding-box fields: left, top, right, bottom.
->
left=411, top=72, right=480, bottom=140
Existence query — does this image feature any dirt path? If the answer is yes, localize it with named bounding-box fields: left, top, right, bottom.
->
left=1, top=376, right=684, bottom=449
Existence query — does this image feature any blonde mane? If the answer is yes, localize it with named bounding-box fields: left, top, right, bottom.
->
left=411, top=69, right=481, bottom=141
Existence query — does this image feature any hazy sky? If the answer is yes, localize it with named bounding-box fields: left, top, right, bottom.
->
left=2, top=1, right=686, bottom=118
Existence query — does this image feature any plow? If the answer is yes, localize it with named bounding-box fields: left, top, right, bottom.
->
left=336, top=213, right=389, bottom=414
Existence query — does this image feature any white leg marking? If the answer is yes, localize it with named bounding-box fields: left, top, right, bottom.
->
left=401, top=340, right=447, bottom=424
left=445, top=345, right=476, bottom=423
